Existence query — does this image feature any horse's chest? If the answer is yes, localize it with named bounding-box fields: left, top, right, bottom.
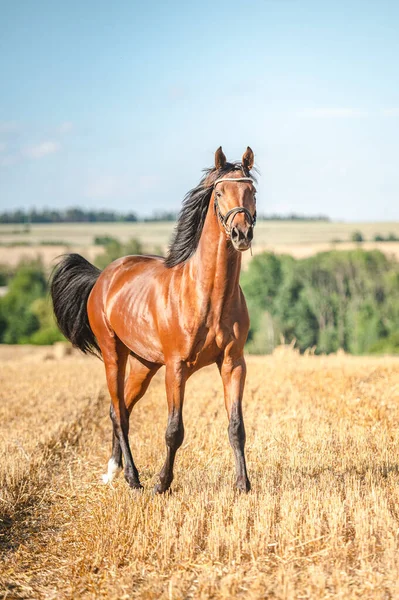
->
left=184, top=324, right=231, bottom=369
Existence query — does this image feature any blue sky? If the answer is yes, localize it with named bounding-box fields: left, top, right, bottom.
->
left=0, top=0, right=398, bottom=220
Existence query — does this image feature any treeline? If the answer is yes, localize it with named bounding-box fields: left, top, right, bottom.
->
left=0, top=208, right=330, bottom=224
left=0, top=208, right=139, bottom=224
left=0, top=237, right=151, bottom=344
left=0, top=261, right=64, bottom=345
left=1, top=246, right=398, bottom=354
left=257, top=213, right=330, bottom=221
left=241, top=250, right=399, bottom=355
left=350, top=230, right=399, bottom=243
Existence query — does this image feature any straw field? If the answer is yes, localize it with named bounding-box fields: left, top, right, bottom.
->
left=2, top=220, right=399, bottom=247
left=1, top=346, right=399, bottom=599
left=1, top=221, right=399, bottom=268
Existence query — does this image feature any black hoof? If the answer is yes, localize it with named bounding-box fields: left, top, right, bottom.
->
left=132, top=482, right=144, bottom=489
left=125, top=476, right=143, bottom=490
left=153, top=482, right=172, bottom=495
left=236, top=478, right=251, bottom=493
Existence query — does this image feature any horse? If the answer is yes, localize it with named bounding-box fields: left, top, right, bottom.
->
left=51, top=146, right=257, bottom=494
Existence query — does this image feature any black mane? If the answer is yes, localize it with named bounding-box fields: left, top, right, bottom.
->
left=165, top=161, right=255, bottom=268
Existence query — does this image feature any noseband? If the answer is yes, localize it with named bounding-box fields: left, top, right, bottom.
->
left=213, top=176, right=257, bottom=235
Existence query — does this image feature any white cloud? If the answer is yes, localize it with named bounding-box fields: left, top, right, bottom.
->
left=381, top=108, right=399, bottom=117
left=297, top=108, right=369, bottom=119
left=138, top=175, right=158, bottom=190
left=0, top=121, right=19, bottom=134
left=84, top=174, right=127, bottom=199
left=0, top=155, right=18, bottom=168
left=23, top=141, right=61, bottom=159
left=58, top=121, right=73, bottom=134
left=168, top=86, right=185, bottom=100
left=84, top=173, right=159, bottom=199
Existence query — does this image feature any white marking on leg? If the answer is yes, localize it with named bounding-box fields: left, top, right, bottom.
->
left=102, top=458, right=122, bottom=484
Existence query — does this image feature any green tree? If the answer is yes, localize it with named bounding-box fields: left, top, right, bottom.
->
left=94, top=238, right=144, bottom=269
left=0, top=261, right=47, bottom=343
left=241, top=250, right=399, bottom=355
left=29, top=297, right=65, bottom=344
left=351, top=230, right=364, bottom=242
left=241, top=253, right=294, bottom=342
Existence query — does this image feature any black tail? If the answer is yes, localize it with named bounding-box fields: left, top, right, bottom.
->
left=50, top=254, right=102, bottom=356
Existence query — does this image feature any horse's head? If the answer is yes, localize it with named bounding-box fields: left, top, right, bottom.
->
left=213, top=146, right=256, bottom=252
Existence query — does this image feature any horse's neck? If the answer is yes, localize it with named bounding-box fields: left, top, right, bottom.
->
left=187, top=199, right=242, bottom=315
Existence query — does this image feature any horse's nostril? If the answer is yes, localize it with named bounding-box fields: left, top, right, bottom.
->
left=231, top=227, right=239, bottom=241
left=231, top=226, right=252, bottom=245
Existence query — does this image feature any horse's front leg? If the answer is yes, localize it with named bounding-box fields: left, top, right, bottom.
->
left=218, top=352, right=251, bottom=492
left=154, top=360, right=187, bottom=494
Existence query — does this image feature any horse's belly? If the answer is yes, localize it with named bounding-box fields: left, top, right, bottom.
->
left=118, top=326, right=164, bottom=364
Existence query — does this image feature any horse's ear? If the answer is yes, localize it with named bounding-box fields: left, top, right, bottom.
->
left=242, top=147, right=254, bottom=171
left=215, top=146, right=227, bottom=170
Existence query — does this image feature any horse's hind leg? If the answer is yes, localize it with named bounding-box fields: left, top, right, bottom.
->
left=103, top=356, right=160, bottom=484
left=100, top=337, right=144, bottom=489
left=102, top=412, right=123, bottom=484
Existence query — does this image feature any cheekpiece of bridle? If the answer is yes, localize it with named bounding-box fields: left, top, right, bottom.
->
left=213, top=173, right=257, bottom=236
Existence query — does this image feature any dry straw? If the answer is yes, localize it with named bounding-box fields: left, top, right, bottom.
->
left=1, top=348, right=399, bottom=598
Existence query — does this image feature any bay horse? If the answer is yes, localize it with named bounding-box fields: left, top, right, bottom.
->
left=51, top=146, right=257, bottom=494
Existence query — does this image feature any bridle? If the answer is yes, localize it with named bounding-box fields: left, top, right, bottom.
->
left=213, top=175, right=257, bottom=236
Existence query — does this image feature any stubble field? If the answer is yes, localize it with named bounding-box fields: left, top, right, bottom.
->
left=1, top=346, right=399, bottom=599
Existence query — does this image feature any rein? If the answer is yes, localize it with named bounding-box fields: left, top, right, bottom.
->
left=213, top=176, right=257, bottom=235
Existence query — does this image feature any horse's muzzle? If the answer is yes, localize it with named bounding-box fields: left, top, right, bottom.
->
left=231, top=224, right=253, bottom=251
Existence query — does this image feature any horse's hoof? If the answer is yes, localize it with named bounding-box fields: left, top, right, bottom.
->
left=153, top=483, right=172, bottom=495
left=102, top=458, right=122, bottom=484
left=236, top=478, right=251, bottom=493
left=127, top=481, right=143, bottom=491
